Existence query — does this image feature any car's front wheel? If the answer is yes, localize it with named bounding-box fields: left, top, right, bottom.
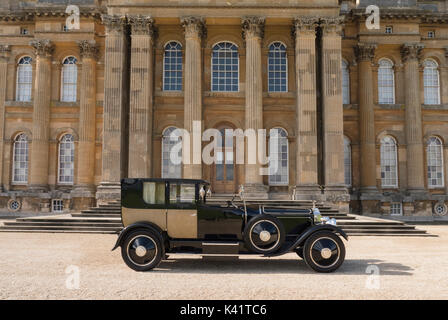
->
left=121, top=229, right=163, bottom=272
left=302, top=231, right=345, bottom=273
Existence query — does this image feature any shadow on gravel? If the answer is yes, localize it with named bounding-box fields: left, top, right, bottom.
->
left=155, top=258, right=413, bottom=276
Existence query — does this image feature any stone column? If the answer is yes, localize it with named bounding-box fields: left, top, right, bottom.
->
left=73, top=40, right=99, bottom=204
left=0, top=45, right=10, bottom=191
left=181, top=16, right=205, bottom=179
left=354, top=43, right=378, bottom=194
left=29, top=40, right=54, bottom=191
left=242, top=16, right=268, bottom=199
left=401, top=43, right=426, bottom=193
left=128, top=16, right=156, bottom=178
left=97, top=15, right=129, bottom=203
left=293, top=17, right=320, bottom=199
left=320, top=17, right=349, bottom=204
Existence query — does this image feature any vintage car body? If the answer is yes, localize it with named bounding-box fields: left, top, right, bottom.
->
left=113, top=178, right=348, bottom=273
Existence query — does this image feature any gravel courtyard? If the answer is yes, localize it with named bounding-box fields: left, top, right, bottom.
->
left=0, top=226, right=447, bottom=300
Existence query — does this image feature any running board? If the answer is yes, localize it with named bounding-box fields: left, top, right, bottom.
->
left=202, top=242, right=240, bottom=255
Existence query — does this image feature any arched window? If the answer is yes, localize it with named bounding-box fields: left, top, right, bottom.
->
left=163, top=42, right=183, bottom=91
left=61, top=56, right=78, bottom=102
left=16, top=56, right=32, bottom=102
left=268, top=42, right=287, bottom=92
left=12, top=133, right=29, bottom=184
left=380, top=136, right=398, bottom=188
left=427, top=136, right=444, bottom=188
left=268, top=128, right=288, bottom=185
left=342, top=60, right=350, bottom=104
left=211, top=42, right=239, bottom=92
left=423, top=59, right=441, bottom=105
left=344, top=136, right=352, bottom=186
left=162, top=127, right=182, bottom=178
left=58, top=134, right=75, bottom=184
left=378, top=59, right=395, bottom=104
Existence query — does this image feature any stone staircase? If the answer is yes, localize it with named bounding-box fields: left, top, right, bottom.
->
left=0, top=199, right=433, bottom=236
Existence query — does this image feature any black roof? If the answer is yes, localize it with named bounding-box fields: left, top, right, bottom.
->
left=122, top=178, right=210, bottom=184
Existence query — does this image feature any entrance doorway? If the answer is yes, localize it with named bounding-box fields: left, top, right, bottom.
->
left=212, top=127, right=237, bottom=194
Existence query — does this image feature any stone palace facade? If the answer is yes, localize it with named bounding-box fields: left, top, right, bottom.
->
left=1, top=0, right=448, bottom=217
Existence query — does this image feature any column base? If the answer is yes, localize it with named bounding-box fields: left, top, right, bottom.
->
left=293, top=184, right=324, bottom=201
left=242, top=183, right=269, bottom=200
left=72, top=185, right=97, bottom=211
left=96, top=182, right=121, bottom=205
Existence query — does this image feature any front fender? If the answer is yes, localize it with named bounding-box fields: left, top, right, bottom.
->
left=111, top=222, right=164, bottom=251
left=265, top=224, right=348, bottom=257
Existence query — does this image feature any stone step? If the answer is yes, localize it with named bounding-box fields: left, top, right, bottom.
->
left=0, top=225, right=122, bottom=232
left=337, top=221, right=405, bottom=226
left=16, top=217, right=121, bottom=223
left=343, top=228, right=427, bottom=234
left=72, top=213, right=120, bottom=218
left=4, top=221, right=122, bottom=228
left=81, top=208, right=121, bottom=213
left=340, top=225, right=416, bottom=230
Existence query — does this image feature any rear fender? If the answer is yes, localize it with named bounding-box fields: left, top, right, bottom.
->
left=111, top=222, right=164, bottom=251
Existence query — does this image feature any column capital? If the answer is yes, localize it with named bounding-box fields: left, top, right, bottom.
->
left=400, top=43, right=424, bottom=63
left=0, top=44, right=11, bottom=62
left=181, top=16, right=206, bottom=39
left=293, top=16, right=319, bottom=37
left=102, top=14, right=127, bottom=35
left=78, top=40, right=99, bottom=60
left=30, top=39, right=54, bottom=57
left=354, top=43, right=377, bottom=62
left=242, top=16, right=265, bottom=40
left=320, top=16, right=345, bottom=37
left=128, top=15, right=156, bottom=37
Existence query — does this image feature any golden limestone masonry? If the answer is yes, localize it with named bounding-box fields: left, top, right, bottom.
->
left=1, top=0, right=448, bottom=218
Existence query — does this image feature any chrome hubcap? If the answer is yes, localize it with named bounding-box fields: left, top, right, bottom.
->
left=135, top=245, right=147, bottom=257
left=259, top=230, right=271, bottom=242
left=321, top=248, right=332, bottom=259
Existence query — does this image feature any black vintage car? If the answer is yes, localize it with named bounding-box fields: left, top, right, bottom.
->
left=113, top=178, right=348, bottom=273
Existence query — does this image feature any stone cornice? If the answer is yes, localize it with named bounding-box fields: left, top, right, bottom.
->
left=320, top=16, right=345, bottom=36
left=354, top=43, right=377, bottom=62
left=0, top=10, right=102, bottom=22
left=78, top=40, right=99, bottom=60
left=293, top=16, right=319, bottom=37
left=102, top=14, right=127, bottom=35
left=128, top=15, right=156, bottom=37
left=30, top=39, right=54, bottom=58
left=242, top=16, right=265, bottom=40
left=348, top=8, right=448, bottom=24
left=401, top=43, right=424, bottom=63
left=180, top=16, right=206, bottom=39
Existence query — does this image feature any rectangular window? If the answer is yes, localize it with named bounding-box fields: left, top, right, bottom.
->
left=390, top=203, right=402, bottom=216
left=169, top=183, right=196, bottom=204
left=427, top=31, right=435, bottom=38
left=52, top=200, right=64, bottom=213
left=20, top=28, right=29, bottom=35
left=143, top=182, right=166, bottom=205
left=385, top=26, right=393, bottom=34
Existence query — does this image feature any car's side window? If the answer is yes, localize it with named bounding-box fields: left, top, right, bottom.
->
left=143, top=182, right=166, bottom=205
left=169, top=183, right=196, bottom=204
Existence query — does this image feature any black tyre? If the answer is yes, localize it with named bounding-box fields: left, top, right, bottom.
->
left=243, top=215, right=285, bottom=254
left=295, top=247, right=304, bottom=259
left=121, top=229, right=163, bottom=272
left=303, top=231, right=345, bottom=273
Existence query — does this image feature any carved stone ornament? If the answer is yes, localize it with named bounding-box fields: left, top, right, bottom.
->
left=128, top=15, right=156, bottom=37
left=29, top=39, right=54, bottom=57
left=293, top=16, right=319, bottom=36
left=78, top=40, right=99, bottom=60
left=242, top=16, right=265, bottom=40
left=320, top=16, right=345, bottom=36
left=354, top=43, right=377, bottom=62
left=102, top=14, right=127, bottom=35
left=400, top=43, right=424, bottom=63
left=181, top=16, right=206, bottom=39
left=0, top=45, right=11, bottom=62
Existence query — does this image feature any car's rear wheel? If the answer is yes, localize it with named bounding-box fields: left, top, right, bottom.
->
left=121, top=229, right=163, bottom=272
left=243, top=215, right=285, bottom=254
left=302, top=231, right=345, bottom=273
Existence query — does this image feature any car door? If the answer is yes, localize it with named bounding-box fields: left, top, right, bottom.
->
left=166, top=182, right=198, bottom=239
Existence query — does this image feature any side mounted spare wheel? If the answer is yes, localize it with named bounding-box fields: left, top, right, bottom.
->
left=243, top=214, right=285, bottom=254
left=302, top=231, right=345, bottom=273
left=121, top=229, right=164, bottom=272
